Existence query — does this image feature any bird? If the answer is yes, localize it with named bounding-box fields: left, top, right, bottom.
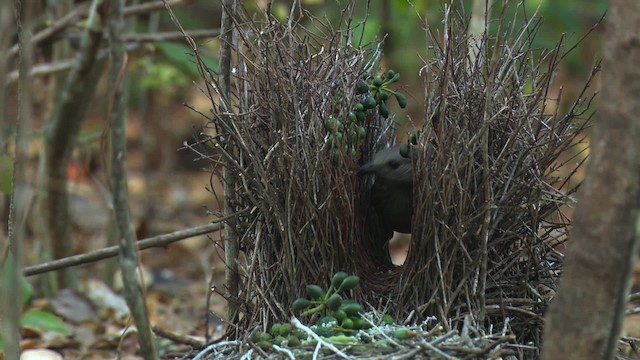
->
left=358, top=147, right=414, bottom=267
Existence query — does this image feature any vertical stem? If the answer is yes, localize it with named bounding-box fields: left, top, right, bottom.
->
left=107, top=0, right=156, bottom=358
left=0, top=0, right=13, bottom=152
left=3, top=0, right=33, bottom=357
left=219, top=0, right=240, bottom=324
left=476, top=1, right=504, bottom=324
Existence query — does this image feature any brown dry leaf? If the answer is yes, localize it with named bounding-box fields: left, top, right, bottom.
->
left=49, top=289, right=99, bottom=324
left=81, top=280, right=129, bottom=322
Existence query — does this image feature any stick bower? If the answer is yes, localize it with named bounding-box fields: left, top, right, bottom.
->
left=186, top=3, right=595, bottom=358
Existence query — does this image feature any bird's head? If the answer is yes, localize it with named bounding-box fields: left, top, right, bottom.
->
left=358, top=147, right=413, bottom=184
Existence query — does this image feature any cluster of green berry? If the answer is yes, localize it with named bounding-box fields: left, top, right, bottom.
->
left=292, top=272, right=371, bottom=337
left=355, top=69, right=407, bottom=119
left=250, top=322, right=307, bottom=349
left=325, top=70, right=408, bottom=159
left=251, top=271, right=418, bottom=352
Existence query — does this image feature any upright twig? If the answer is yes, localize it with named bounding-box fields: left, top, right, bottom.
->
left=219, top=0, right=240, bottom=324
left=0, top=0, right=12, bottom=153
left=467, top=0, right=491, bottom=70
left=2, top=0, right=33, bottom=358
left=107, top=0, right=156, bottom=358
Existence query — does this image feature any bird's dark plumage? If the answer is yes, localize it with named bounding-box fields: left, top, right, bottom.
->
left=359, top=147, right=413, bottom=267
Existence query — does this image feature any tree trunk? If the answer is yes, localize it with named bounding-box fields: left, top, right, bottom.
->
left=541, top=1, right=640, bottom=359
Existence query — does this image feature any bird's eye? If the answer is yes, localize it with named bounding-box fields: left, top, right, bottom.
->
left=388, top=160, right=400, bottom=170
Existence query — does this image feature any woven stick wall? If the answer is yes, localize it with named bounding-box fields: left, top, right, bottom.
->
left=192, top=5, right=396, bottom=332
left=396, top=10, right=596, bottom=352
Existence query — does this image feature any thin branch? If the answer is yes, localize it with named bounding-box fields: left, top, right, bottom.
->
left=152, top=326, right=205, bottom=348
left=123, top=29, right=220, bottom=43
left=218, top=0, right=241, bottom=327
left=108, top=0, right=156, bottom=356
left=23, top=222, right=222, bottom=276
left=7, top=29, right=220, bottom=85
left=7, top=0, right=189, bottom=60
left=3, top=0, right=34, bottom=358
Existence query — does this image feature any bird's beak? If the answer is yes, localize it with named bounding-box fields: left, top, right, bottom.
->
left=358, top=162, right=376, bottom=177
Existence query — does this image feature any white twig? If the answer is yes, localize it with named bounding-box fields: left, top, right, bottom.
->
left=291, top=317, right=351, bottom=359
left=361, top=315, right=400, bottom=347
left=272, top=344, right=295, bottom=359
left=191, top=340, right=241, bottom=360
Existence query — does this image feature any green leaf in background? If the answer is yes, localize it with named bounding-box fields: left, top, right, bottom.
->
left=155, top=41, right=219, bottom=77
left=0, top=154, right=12, bottom=194
left=139, top=58, right=189, bottom=90
left=348, top=17, right=380, bottom=47
left=20, top=310, right=72, bottom=336
left=2, top=253, right=33, bottom=306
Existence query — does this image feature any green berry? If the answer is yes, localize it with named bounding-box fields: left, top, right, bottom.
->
left=258, top=332, right=273, bottom=341
left=357, top=127, right=366, bottom=140
left=341, top=302, right=363, bottom=316
left=372, top=76, right=383, bottom=87
left=339, top=275, right=360, bottom=290
left=307, top=284, right=324, bottom=300
left=286, top=335, right=300, bottom=346
left=256, top=340, right=272, bottom=349
left=395, top=92, right=407, bottom=108
left=327, top=293, right=343, bottom=311
left=356, top=79, right=370, bottom=94
left=331, top=272, right=348, bottom=289
left=362, top=96, right=377, bottom=109
left=353, top=318, right=367, bottom=329
left=331, top=310, right=348, bottom=323
left=280, top=323, right=292, bottom=336
left=378, top=101, right=389, bottom=118
left=292, top=298, right=311, bottom=310
left=324, top=118, right=338, bottom=132
left=341, top=318, right=354, bottom=329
